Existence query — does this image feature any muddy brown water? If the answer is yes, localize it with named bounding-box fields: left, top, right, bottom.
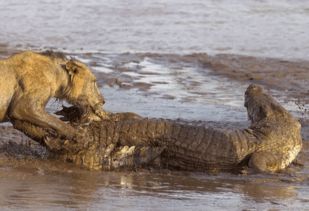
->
left=1, top=0, right=309, bottom=210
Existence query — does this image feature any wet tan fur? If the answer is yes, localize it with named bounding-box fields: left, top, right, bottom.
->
left=0, top=51, right=104, bottom=139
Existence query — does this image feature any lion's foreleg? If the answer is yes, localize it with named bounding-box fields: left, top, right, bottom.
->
left=13, top=110, right=76, bottom=139
left=9, top=96, right=77, bottom=139
left=12, top=120, right=48, bottom=144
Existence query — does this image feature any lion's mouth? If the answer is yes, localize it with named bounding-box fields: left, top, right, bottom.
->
left=76, top=101, right=108, bottom=120
left=56, top=104, right=109, bottom=123
left=90, top=103, right=109, bottom=120
left=77, top=103, right=110, bottom=122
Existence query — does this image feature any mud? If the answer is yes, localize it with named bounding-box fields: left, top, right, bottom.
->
left=87, top=52, right=309, bottom=104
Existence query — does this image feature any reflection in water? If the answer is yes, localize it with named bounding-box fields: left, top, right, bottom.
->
left=239, top=179, right=296, bottom=201
left=0, top=157, right=306, bottom=210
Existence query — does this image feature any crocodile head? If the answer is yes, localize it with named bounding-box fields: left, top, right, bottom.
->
left=244, top=84, right=289, bottom=124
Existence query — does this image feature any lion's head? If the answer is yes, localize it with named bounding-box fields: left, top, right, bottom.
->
left=63, top=59, right=107, bottom=120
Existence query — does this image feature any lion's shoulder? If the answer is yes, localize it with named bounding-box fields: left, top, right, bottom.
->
left=7, top=51, right=46, bottom=63
left=8, top=51, right=66, bottom=63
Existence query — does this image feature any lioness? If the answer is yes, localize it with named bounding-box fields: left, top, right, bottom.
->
left=0, top=51, right=105, bottom=139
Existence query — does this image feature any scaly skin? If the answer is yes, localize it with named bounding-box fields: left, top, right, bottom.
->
left=13, top=84, right=302, bottom=173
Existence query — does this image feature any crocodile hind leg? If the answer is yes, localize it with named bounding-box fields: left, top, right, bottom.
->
left=248, top=148, right=301, bottom=173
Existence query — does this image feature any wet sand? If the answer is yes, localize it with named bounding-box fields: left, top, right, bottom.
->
left=91, top=52, right=309, bottom=102
left=206, top=54, right=309, bottom=102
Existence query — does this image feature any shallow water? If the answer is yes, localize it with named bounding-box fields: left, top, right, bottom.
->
left=74, top=52, right=307, bottom=121
left=1, top=0, right=309, bottom=59
left=1, top=0, right=309, bottom=210
left=0, top=159, right=309, bottom=211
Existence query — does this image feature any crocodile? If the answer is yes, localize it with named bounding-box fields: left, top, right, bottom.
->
left=12, top=84, right=302, bottom=173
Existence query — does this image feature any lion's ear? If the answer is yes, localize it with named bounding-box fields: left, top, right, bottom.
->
left=64, top=60, right=78, bottom=75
